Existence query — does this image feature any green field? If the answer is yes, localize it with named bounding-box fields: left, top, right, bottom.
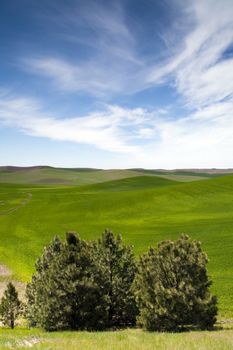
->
left=0, top=170, right=233, bottom=319
left=0, top=327, right=233, bottom=350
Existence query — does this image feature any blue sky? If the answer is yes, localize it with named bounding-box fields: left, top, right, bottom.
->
left=0, top=0, right=233, bottom=168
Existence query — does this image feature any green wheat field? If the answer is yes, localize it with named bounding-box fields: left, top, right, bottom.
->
left=0, top=167, right=233, bottom=349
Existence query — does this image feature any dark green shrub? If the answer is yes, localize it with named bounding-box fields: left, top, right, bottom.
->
left=133, top=235, right=218, bottom=331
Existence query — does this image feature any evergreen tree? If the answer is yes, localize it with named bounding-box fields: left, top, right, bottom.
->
left=134, top=235, right=218, bottom=331
left=26, top=233, right=109, bottom=331
left=98, top=229, right=138, bottom=327
left=0, top=282, right=22, bottom=329
left=26, top=236, right=63, bottom=329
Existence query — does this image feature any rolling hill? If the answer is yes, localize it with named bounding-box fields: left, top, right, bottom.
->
left=0, top=171, right=233, bottom=318
left=0, top=166, right=230, bottom=185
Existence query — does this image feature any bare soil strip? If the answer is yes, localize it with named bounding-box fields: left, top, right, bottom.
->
left=0, top=264, right=26, bottom=300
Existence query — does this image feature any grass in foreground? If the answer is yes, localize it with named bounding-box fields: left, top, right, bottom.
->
left=0, top=327, right=233, bottom=350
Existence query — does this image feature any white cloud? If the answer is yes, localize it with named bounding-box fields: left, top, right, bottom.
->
left=148, top=0, right=233, bottom=108
left=0, top=93, right=156, bottom=154
left=24, top=0, right=233, bottom=109
left=146, top=104, right=233, bottom=168
left=2, top=0, right=233, bottom=168
left=25, top=57, right=132, bottom=96
left=24, top=1, right=144, bottom=96
left=1, top=91, right=233, bottom=168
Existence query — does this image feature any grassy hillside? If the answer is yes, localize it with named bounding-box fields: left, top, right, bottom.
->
left=131, top=168, right=231, bottom=182
left=0, top=175, right=233, bottom=317
left=79, top=175, right=179, bottom=192
left=0, top=166, right=216, bottom=185
left=0, top=167, right=147, bottom=185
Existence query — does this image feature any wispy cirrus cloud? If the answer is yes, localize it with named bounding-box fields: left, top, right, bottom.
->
left=1, top=89, right=233, bottom=168
left=23, top=0, right=144, bottom=96
left=2, top=0, right=233, bottom=168
left=0, top=91, right=158, bottom=154
left=148, top=0, right=233, bottom=108
left=24, top=0, right=233, bottom=109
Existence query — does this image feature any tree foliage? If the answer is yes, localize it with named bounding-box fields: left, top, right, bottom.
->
left=134, top=235, right=218, bottom=331
left=26, top=230, right=137, bottom=331
left=26, top=236, right=63, bottom=329
left=98, top=229, right=138, bottom=327
left=26, top=231, right=218, bottom=332
left=26, top=233, right=109, bottom=331
left=0, top=282, right=22, bottom=329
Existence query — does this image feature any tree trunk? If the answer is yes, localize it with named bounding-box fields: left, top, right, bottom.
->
left=10, top=318, right=14, bottom=329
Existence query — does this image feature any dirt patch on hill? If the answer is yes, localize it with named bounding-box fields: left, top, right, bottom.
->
left=0, top=264, right=11, bottom=277
left=0, top=264, right=26, bottom=300
left=0, top=281, right=26, bottom=300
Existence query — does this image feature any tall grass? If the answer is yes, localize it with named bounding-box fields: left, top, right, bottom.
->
left=0, top=328, right=233, bottom=350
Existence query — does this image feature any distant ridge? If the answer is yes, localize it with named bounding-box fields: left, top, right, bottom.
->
left=0, top=166, right=102, bottom=173
left=130, top=168, right=233, bottom=175
left=0, top=166, right=233, bottom=185
left=1, top=165, right=233, bottom=174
